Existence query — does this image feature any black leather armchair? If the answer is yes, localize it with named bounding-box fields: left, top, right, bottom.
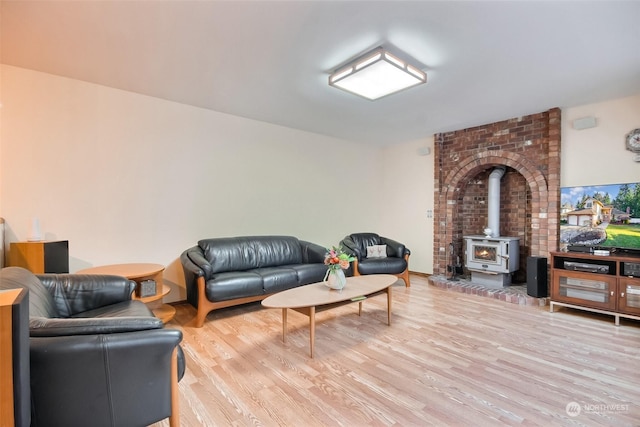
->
left=0, top=266, right=184, bottom=427
left=340, top=233, right=411, bottom=287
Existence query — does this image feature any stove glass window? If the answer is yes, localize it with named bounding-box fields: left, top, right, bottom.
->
left=473, top=245, right=497, bottom=262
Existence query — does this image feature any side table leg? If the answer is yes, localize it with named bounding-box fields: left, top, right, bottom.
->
left=309, top=306, right=316, bottom=358
left=282, top=308, right=287, bottom=342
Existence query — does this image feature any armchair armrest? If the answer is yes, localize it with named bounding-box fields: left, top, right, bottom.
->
left=29, top=315, right=163, bottom=337
left=300, top=240, right=327, bottom=263
left=37, top=274, right=136, bottom=317
left=29, top=329, right=182, bottom=427
left=340, top=236, right=364, bottom=261
left=380, top=237, right=410, bottom=259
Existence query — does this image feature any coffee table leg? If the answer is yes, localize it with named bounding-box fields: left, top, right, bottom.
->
left=309, top=306, right=316, bottom=358
left=387, top=286, right=392, bottom=325
left=282, top=308, right=287, bottom=342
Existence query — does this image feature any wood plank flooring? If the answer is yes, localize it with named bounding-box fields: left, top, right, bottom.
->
left=152, top=275, right=640, bottom=426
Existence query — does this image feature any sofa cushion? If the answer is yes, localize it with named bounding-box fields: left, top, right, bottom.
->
left=250, top=267, right=298, bottom=294
left=290, top=264, right=329, bottom=285
left=357, top=257, right=408, bottom=275
left=198, top=236, right=304, bottom=273
left=30, top=315, right=163, bottom=338
left=0, top=267, right=59, bottom=318
left=72, top=299, right=155, bottom=319
left=205, top=271, right=264, bottom=301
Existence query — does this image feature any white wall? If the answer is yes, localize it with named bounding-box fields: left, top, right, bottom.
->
left=561, top=94, right=640, bottom=187
left=0, top=65, right=382, bottom=301
left=2, top=65, right=638, bottom=298
left=379, top=140, right=434, bottom=274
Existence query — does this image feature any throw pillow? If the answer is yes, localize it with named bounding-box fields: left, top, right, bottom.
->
left=366, top=244, right=387, bottom=259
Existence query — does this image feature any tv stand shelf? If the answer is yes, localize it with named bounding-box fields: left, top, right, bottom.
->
left=550, top=251, right=640, bottom=326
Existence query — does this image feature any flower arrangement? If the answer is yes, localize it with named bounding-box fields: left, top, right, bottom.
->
left=324, top=246, right=355, bottom=271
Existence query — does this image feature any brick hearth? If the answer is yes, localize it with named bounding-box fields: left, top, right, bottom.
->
left=428, top=275, right=549, bottom=306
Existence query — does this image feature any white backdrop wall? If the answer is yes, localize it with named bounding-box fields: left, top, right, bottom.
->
left=378, top=140, right=434, bottom=274
left=561, top=94, right=640, bottom=187
left=0, top=65, right=382, bottom=300
left=2, top=66, right=638, bottom=300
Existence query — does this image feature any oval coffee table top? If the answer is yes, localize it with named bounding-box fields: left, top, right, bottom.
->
left=262, top=274, right=397, bottom=309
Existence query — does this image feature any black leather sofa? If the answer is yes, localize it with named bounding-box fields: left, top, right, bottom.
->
left=0, top=266, right=185, bottom=427
left=180, top=235, right=328, bottom=327
left=341, top=232, right=411, bottom=286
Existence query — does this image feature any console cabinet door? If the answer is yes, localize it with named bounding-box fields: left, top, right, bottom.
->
left=618, top=277, right=640, bottom=316
left=552, top=270, right=617, bottom=311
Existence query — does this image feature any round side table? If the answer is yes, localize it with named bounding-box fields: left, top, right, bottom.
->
left=77, top=263, right=176, bottom=323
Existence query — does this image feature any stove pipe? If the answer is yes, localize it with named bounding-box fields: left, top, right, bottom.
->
left=487, top=167, right=505, bottom=238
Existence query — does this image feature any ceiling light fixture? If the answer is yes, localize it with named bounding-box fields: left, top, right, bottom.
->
left=329, top=47, right=426, bottom=100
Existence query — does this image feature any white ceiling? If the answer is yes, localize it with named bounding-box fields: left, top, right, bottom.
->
left=3, top=1, right=640, bottom=146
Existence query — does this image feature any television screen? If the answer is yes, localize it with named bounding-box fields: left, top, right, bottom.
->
left=560, top=182, right=640, bottom=252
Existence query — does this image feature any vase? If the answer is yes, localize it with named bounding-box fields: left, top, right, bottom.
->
left=324, top=268, right=347, bottom=290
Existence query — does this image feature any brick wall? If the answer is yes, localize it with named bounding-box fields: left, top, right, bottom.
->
left=433, top=108, right=561, bottom=281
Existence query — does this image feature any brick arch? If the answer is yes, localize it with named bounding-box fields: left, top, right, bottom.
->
left=436, top=151, right=550, bottom=275
left=443, top=151, right=547, bottom=209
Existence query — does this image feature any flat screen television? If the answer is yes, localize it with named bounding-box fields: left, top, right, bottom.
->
left=560, top=181, right=640, bottom=255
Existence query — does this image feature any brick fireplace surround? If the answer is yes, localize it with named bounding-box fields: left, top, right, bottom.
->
left=431, top=108, right=561, bottom=285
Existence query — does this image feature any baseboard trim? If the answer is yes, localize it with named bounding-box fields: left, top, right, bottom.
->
left=409, top=271, right=430, bottom=278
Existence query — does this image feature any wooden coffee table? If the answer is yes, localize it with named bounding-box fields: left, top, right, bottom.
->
left=262, top=274, right=397, bottom=358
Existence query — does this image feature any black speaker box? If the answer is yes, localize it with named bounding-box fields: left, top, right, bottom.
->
left=43, top=240, right=69, bottom=273
left=527, top=256, right=548, bottom=297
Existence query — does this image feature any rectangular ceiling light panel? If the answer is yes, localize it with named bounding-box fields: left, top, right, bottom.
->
left=329, top=48, right=426, bottom=100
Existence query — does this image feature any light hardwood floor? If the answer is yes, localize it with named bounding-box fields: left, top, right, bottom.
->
left=153, top=275, right=640, bottom=426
